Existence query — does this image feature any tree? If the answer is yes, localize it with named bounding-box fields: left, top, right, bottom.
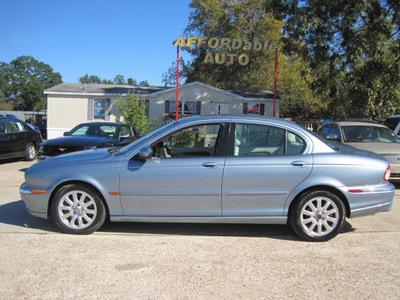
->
left=268, top=0, right=400, bottom=121
left=162, top=57, right=189, bottom=86
left=0, top=62, right=9, bottom=105
left=2, top=56, right=62, bottom=110
left=78, top=75, right=146, bottom=86
left=167, top=0, right=323, bottom=119
left=79, top=74, right=102, bottom=84
left=113, top=74, right=126, bottom=85
left=139, top=80, right=149, bottom=86
left=183, top=0, right=283, bottom=89
left=114, top=91, right=157, bottom=134
left=127, top=78, right=137, bottom=85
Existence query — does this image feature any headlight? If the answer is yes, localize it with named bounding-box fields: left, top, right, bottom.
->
left=38, top=146, right=44, bottom=153
left=84, top=146, right=97, bottom=150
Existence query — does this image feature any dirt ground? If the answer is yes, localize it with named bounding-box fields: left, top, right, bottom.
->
left=1, top=159, right=399, bottom=299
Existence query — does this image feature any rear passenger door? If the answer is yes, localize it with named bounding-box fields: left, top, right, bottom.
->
left=222, top=122, right=313, bottom=216
left=9, top=119, right=30, bottom=155
left=0, top=119, right=13, bottom=158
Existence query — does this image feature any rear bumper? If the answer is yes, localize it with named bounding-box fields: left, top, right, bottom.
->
left=340, top=182, right=395, bottom=218
left=350, top=201, right=392, bottom=218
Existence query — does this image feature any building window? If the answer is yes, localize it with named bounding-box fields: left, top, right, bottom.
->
left=94, top=99, right=105, bottom=119
left=165, top=100, right=201, bottom=115
left=88, top=98, right=111, bottom=121
left=170, top=101, right=196, bottom=114
left=245, top=103, right=265, bottom=115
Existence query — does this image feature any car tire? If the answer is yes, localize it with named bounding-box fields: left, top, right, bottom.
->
left=25, top=143, right=36, bottom=161
left=51, top=184, right=106, bottom=234
left=289, top=191, right=346, bottom=242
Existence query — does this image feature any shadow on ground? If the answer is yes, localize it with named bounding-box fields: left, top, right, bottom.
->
left=0, top=200, right=358, bottom=242
left=0, top=200, right=58, bottom=233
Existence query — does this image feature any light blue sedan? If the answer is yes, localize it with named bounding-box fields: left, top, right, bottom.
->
left=20, top=115, right=394, bottom=241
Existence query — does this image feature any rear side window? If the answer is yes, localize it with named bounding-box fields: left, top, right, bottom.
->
left=234, top=123, right=306, bottom=156
left=9, top=120, right=27, bottom=133
left=384, top=118, right=400, bottom=131
left=0, top=119, right=8, bottom=134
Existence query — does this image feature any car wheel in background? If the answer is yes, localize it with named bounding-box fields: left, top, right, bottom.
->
left=51, top=184, right=106, bottom=234
left=289, top=191, right=346, bottom=242
left=25, top=143, right=37, bottom=161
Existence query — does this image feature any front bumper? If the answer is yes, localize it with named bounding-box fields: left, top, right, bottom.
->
left=20, top=183, right=52, bottom=219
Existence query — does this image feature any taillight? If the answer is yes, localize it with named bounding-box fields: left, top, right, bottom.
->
left=384, top=166, right=391, bottom=182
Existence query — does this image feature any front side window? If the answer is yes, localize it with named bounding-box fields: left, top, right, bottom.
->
left=151, top=124, right=222, bottom=158
left=234, top=123, right=305, bottom=156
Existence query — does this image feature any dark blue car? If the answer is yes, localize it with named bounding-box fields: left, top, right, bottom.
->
left=38, top=122, right=139, bottom=159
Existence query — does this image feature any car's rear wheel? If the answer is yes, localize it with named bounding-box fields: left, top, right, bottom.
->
left=25, top=143, right=36, bottom=161
left=289, top=191, right=346, bottom=242
left=51, top=184, right=106, bottom=234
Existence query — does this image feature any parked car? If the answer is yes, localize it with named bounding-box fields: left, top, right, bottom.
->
left=0, top=116, right=43, bottom=161
left=38, top=122, right=140, bottom=159
left=21, top=115, right=394, bottom=241
left=0, top=114, right=40, bottom=131
left=384, top=115, right=400, bottom=136
left=317, top=120, right=400, bottom=181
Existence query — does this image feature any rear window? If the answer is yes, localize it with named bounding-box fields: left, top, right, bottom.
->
left=384, top=117, right=400, bottom=132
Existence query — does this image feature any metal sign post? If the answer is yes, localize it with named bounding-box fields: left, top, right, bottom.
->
left=273, top=49, right=278, bottom=117
left=176, top=45, right=180, bottom=121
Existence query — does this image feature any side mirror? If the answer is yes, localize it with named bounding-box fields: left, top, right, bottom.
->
left=63, top=131, right=70, bottom=136
left=326, top=133, right=340, bottom=141
left=119, top=133, right=130, bottom=141
left=136, top=146, right=153, bottom=159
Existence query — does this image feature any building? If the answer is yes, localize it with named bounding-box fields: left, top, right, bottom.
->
left=44, top=81, right=282, bottom=139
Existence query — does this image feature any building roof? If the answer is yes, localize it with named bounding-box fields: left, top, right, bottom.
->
left=44, top=83, right=169, bottom=96
left=44, top=82, right=280, bottom=101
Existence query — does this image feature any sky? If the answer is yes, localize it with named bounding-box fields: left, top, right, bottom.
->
left=0, top=0, right=192, bottom=86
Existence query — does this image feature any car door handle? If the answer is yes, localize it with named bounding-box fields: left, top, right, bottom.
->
left=291, top=161, right=307, bottom=167
left=201, top=162, right=218, bottom=169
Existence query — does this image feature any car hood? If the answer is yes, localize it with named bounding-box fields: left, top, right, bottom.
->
left=346, top=142, right=400, bottom=154
left=30, top=148, right=117, bottom=169
left=41, top=136, right=114, bottom=147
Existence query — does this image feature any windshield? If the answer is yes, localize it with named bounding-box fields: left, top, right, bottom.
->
left=342, top=125, right=400, bottom=143
left=117, top=121, right=178, bottom=155
left=69, top=124, right=119, bottom=139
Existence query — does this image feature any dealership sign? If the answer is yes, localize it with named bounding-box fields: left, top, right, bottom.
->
left=174, top=35, right=278, bottom=66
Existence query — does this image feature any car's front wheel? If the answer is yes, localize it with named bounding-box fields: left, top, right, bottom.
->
left=289, top=191, right=346, bottom=242
left=51, top=184, right=106, bottom=234
left=25, top=143, right=36, bottom=161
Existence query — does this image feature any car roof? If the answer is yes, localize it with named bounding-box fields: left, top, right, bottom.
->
left=327, top=121, right=386, bottom=127
left=75, top=122, right=122, bottom=126
left=176, top=114, right=303, bottom=126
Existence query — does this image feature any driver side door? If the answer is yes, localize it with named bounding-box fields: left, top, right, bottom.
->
left=119, top=123, right=227, bottom=216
